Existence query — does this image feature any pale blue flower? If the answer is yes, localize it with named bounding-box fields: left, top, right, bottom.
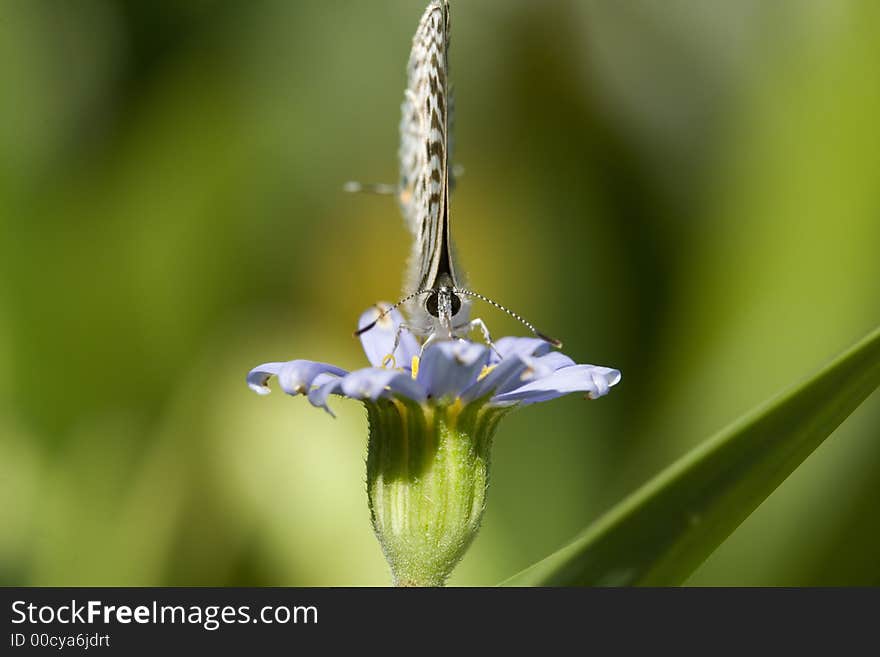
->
left=247, top=305, right=621, bottom=416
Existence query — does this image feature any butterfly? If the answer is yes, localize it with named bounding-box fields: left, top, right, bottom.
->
left=353, top=1, right=560, bottom=352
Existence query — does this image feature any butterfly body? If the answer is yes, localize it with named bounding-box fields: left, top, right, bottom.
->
left=397, top=1, right=472, bottom=340
left=353, top=1, right=561, bottom=352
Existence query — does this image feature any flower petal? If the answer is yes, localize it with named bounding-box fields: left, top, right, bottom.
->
left=341, top=367, right=427, bottom=403
left=489, top=351, right=570, bottom=396
left=532, top=351, right=576, bottom=372
left=489, top=337, right=552, bottom=364
left=247, top=362, right=285, bottom=395
left=492, top=365, right=622, bottom=405
left=416, top=341, right=489, bottom=400
left=461, top=352, right=530, bottom=402
left=278, top=360, right=348, bottom=396
left=358, top=304, right=420, bottom=369
left=307, top=372, right=345, bottom=417
left=247, top=360, right=347, bottom=396
left=463, top=346, right=577, bottom=401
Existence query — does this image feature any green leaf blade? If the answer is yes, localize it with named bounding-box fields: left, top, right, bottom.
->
left=502, top=326, right=880, bottom=586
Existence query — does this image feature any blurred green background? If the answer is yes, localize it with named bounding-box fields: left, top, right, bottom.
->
left=2, top=0, right=879, bottom=586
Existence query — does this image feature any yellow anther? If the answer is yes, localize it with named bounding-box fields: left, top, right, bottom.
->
left=381, top=353, right=397, bottom=369
left=477, top=364, right=497, bottom=381
left=411, top=355, right=420, bottom=379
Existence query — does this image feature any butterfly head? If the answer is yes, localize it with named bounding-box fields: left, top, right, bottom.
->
left=425, top=288, right=462, bottom=320
left=422, top=286, right=464, bottom=339
left=355, top=284, right=562, bottom=350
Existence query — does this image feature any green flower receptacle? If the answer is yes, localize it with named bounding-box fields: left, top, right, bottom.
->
left=366, top=397, right=508, bottom=587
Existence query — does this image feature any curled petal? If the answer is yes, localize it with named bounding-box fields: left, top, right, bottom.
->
left=586, top=367, right=620, bottom=399
left=247, top=362, right=285, bottom=396
left=358, top=304, right=420, bottom=369
left=492, top=365, right=622, bottom=405
left=247, top=360, right=347, bottom=396
left=277, top=360, right=348, bottom=396
left=307, top=372, right=345, bottom=417
left=341, top=367, right=427, bottom=403
left=417, top=341, right=489, bottom=400
left=489, top=337, right=552, bottom=364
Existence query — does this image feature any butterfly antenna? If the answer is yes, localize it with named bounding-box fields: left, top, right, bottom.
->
left=354, top=289, right=433, bottom=337
left=454, top=288, right=563, bottom=348
left=343, top=181, right=397, bottom=195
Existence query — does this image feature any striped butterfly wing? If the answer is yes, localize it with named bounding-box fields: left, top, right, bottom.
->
left=397, top=59, right=423, bottom=236
left=399, top=0, right=459, bottom=298
left=398, top=2, right=456, bottom=234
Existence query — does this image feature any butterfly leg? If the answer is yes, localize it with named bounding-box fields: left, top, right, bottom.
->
left=418, top=330, right=445, bottom=358
left=383, top=323, right=418, bottom=369
left=463, top=318, right=502, bottom=360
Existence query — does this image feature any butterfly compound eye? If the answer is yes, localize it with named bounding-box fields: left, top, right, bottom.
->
left=426, top=292, right=440, bottom=318
left=450, top=293, right=462, bottom=316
